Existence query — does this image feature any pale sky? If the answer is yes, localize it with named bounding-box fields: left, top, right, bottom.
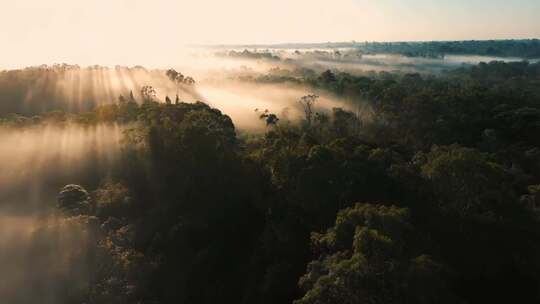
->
left=1, top=0, right=539, bottom=67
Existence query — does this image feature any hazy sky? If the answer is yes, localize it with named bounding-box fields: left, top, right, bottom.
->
left=1, top=0, right=539, bottom=67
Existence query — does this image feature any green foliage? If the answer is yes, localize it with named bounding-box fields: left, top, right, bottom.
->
left=296, top=203, right=455, bottom=304
left=58, top=184, right=93, bottom=215
left=418, top=145, right=520, bottom=219
left=94, top=182, right=132, bottom=218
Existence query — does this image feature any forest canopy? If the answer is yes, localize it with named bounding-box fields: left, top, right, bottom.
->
left=2, top=56, right=540, bottom=303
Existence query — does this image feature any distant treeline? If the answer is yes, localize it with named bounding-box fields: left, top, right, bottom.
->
left=222, top=39, right=540, bottom=58
left=358, top=40, right=540, bottom=58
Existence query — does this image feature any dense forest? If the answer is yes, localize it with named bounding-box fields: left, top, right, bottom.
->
left=225, top=39, right=540, bottom=59
left=218, top=41, right=540, bottom=76
left=1, top=58, right=540, bottom=303
left=358, top=40, right=540, bottom=58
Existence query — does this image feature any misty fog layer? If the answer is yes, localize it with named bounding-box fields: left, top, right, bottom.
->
left=0, top=214, right=94, bottom=304
left=2, top=49, right=535, bottom=133
left=196, top=81, right=353, bottom=130
left=0, top=124, right=122, bottom=303
left=0, top=123, right=122, bottom=213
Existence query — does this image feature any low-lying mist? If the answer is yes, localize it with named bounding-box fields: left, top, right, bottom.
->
left=0, top=214, right=94, bottom=304
left=1, top=56, right=361, bottom=131
left=8, top=47, right=515, bottom=133
left=0, top=123, right=122, bottom=213
left=196, top=80, right=354, bottom=130
left=0, top=123, right=123, bottom=303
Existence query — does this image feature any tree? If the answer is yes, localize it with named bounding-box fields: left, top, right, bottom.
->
left=295, top=203, right=455, bottom=304
left=299, top=94, right=319, bottom=128
left=184, top=76, right=196, bottom=85
left=166, top=69, right=179, bottom=81
left=140, top=86, right=157, bottom=103
left=332, top=108, right=360, bottom=138
left=320, top=69, right=337, bottom=83
left=418, top=145, right=519, bottom=219
left=255, top=109, right=279, bottom=126
left=58, top=184, right=92, bottom=215
left=165, top=69, right=195, bottom=94
left=129, top=90, right=136, bottom=103
left=166, top=69, right=183, bottom=95
left=118, top=95, right=139, bottom=122
left=94, top=181, right=132, bottom=218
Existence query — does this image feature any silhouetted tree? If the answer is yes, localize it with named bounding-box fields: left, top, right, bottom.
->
left=299, top=94, right=319, bottom=128
left=184, top=76, right=195, bottom=85
left=255, top=109, right=279, bottom=126
left=57, top=184, right=92, bottom=215
left=140, top=86, right=157, bottom=103
left=129, top=90, right=136, bottom=103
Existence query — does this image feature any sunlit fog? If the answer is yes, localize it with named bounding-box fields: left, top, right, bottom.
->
left=1, top=0, right=539, bottom=68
